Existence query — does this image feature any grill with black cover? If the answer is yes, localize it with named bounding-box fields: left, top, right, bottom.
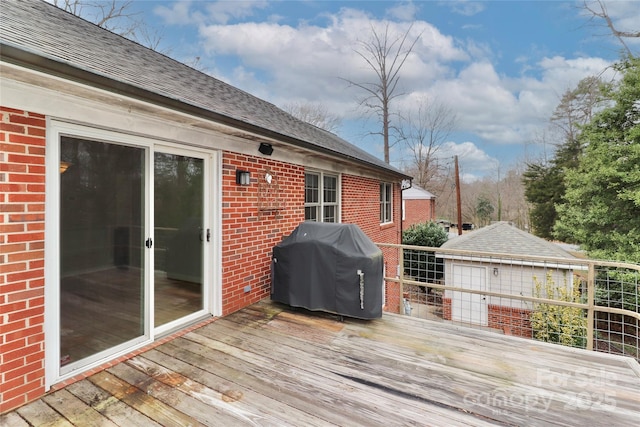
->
left=271, top=222, right=383, bottom=319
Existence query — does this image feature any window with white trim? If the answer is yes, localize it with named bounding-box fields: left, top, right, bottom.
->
left=380, top=182, right=393, bottom=223
left=305, top=172, right=339, bottom=222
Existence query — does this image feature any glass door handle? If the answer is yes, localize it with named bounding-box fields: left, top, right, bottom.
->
left=145, top=238, right=153, bottom=248
left=199, top=228, right=211, bottom=242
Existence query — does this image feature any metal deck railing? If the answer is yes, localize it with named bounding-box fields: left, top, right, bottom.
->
left=377, top=243, right=640, bottom=360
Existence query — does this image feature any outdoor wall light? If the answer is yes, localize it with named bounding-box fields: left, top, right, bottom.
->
left=493, top=267, right=499, bottom=277
left=258, top=142, right=274, bottom=156
left=236, top=169, right=251, bottom=186
left=59, top=161, right=71, bottom=174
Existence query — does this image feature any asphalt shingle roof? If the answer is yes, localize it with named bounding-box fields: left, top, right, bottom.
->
left=441, top=222, right=576, bottom=259
left=0, top=0, right=408, bottom=178
left=403, top=185, right=435, bottom=200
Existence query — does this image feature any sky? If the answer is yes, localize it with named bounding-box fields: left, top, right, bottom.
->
left=118, top=0, right=640, bottom=182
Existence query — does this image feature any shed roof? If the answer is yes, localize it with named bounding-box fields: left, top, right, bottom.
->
left=403, top=185, right=435, bottom=200
left=0, top=0, right=409, bottom=179
left=441, top=222, right=576, bottom=259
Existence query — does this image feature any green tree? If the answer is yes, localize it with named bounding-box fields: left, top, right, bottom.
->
left=523, top=76, right=610, bottom=240
left=554, top=58, right=640, bottom=262
left=522, top=163, right=563, bottom=239
left=475, top=195, right=495, bottom=227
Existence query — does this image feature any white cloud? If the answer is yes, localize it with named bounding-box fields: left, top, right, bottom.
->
left=423, top=55, right=615, bottom=147
left=154, top=0, right=269, bottom=26
left=197, top=9, right=467, bottom=118
left=153, top=1, right=621, bottom=176
left=154, top=1, right=202, bottom=26
left=386, top=1, right=420, bottom=21
left=440, top=141, right=498, bottom=183
left=204, top=0, right=269, bottom=24
left=446, top=1, right=486, bottom=17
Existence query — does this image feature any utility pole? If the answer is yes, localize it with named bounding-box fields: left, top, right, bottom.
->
left=454, top=155, right=462, bottom=236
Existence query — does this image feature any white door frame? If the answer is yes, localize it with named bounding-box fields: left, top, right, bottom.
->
left=151, top=144, right=213, bottom=337
left=44, top=120, right=220, bottom=389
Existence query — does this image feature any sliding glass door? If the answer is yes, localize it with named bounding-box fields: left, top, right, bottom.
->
left=153, top=150, right=206, bottom=330
left=59, top=136, right=147, bottom=371
left=57, top=134, right=210, bottom=375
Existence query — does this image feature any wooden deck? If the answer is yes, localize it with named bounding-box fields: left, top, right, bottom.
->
left=3, top=300, right=640, bottom=426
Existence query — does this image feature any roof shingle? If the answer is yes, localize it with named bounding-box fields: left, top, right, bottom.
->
left=441, top=222, right=576, bottom=259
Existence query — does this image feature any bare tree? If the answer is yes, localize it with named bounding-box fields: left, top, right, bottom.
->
left=431, top=161, right=529, bottom=229
left=400, top=97, right=457, bottom=190
left=581, top=0, right=639, bottom=57
left=53, top=0, right=165, bottom=51
left=281, top=102, right=342, bottom=133
left=342, top=23, right=421, bottom=163
left=550, top=75, right=610, bottom=149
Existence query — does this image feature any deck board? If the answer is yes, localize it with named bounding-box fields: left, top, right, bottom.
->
left=65, top=379, right=163, bottom=427
left=5, top=299, right=640, bottom=426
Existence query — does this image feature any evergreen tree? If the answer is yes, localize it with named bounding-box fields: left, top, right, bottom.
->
left=522, top=163, right=563, bottom=239
left=555, top=58, right=640, bottom=262
left=523, top=76, right=610, bottom=240
left=475, top=195, right=495, bottom=227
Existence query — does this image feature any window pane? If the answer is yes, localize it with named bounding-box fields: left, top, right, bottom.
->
left=154, top=152, right=204, bottom=327
left=380, top=183, right=385, bottom=222
left=323, top=175, right=337, bottom=203
left=305, top=173, right=319, bottom=204
left=380, top=183, right=392, bottom=223
left=305, top=206, right=318, bottom=221
left=60, top=136, right=145, bottom=368
left=323, top=205, right=336, bottom=223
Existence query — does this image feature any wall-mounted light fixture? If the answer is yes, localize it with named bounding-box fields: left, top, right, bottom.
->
left=236, top=169, right=251, bottom=186
left=258, top=143, right=273, bottom=156
left=59, top=161, right=71, bottom=174
left=493, top=267, right=499, bottom=277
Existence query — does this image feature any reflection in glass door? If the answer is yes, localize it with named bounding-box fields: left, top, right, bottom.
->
left=59, top=136, right=146, bottom=370
left=153, top=152, right=205, bottom=328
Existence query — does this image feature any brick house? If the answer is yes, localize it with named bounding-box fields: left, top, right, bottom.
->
left=439, top=222, right=579, bottom=337
left=402, top=185, right=436, bottom=230
left=0, top=0, right=410, bottom=412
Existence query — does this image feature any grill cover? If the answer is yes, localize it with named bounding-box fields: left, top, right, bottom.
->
left=271, top=222, right=383, bottom=319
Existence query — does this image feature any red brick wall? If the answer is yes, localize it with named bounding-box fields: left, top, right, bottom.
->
left=403, top=198, right=436, bottom=229
left=0, top=107, right=46, bottom=413
left=488, top=305, right=532, bottom=338
left=0, top=112, right=405, bottom=410
left=220, top=152, right=305, bottom=315
left=220, top=164, right=403, bottom=316
left=342, top=175, right=402, bottom=313
left=443, top=297, right=452, bottom=321
left=441, top=298, right=532, bottom=338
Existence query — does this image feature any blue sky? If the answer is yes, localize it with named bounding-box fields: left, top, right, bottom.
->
left=122, top=0, right=639, bottom=181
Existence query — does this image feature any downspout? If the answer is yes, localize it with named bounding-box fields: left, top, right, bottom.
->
left=400, top=179, right=413, bottom=237
left=399, top=179, right=413, bottom=313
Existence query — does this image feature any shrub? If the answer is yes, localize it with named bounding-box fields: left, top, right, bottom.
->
left=595, top=269, right=639, bottom=312
left=402, top=221, right=448, bottom=282
left=530, top=272, right=587, bottom=348
left=402, top=221, right=449, bottom=247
